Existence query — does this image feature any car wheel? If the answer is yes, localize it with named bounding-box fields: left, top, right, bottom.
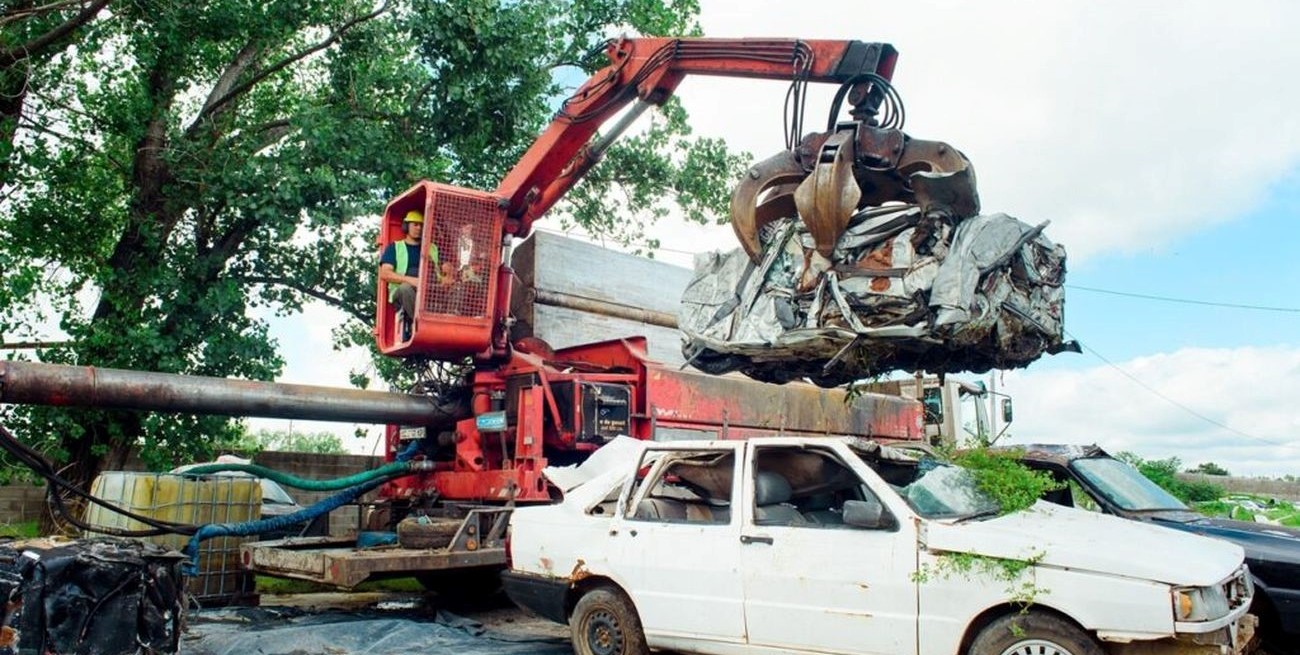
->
left=969, top=612, right=1104, bottom=655
left=570, top=586, right=648, bottom=655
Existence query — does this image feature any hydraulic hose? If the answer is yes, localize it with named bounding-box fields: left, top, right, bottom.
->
left=181, top=460, right=416, bottom=491
left=180, top=476, right=393, bottom=575
left=179, top=441, right=428, bottom=574
left=179, top=439, right=428, bottom=491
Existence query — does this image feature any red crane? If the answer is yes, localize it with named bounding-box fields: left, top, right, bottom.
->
left=367, top=37, right=976, bottom=506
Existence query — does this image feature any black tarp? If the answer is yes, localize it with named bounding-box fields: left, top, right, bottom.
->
left=184, top=607, right=572, bottom=655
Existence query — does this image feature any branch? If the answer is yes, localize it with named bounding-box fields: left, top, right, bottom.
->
left=0, top=0, right=111, bottom=66
left=236, top=275, right=370, bottom=324
left=186, top=40, right=263, bottom=137
left=193, top=2, right=391, bottom=125
left=0, top=0, right=80, bottom=26
left=407, top=77, right=437, bottom=116
left=29, top=86, right=113, bottom=134
left=15, top=115, right=127, bottom=172
left=0, top=340, right=72, bottom=350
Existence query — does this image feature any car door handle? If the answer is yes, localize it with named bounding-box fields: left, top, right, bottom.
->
left=740, top=534, right=773, bottom=545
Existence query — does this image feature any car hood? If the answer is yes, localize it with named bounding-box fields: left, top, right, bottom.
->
left=1147, top=513, right=1300, bottom=568
left=924, top=502, right=1244, bottom=587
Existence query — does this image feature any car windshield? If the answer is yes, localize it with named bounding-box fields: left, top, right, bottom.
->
left=261, top=480, right=297, bottom=505
left=1070, top=457, right=1187, bottom=511
left=899, top=462, right=1001, bottom=520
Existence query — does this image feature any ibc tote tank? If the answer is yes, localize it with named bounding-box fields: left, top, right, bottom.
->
left=84, top=472, right=262, bottom=604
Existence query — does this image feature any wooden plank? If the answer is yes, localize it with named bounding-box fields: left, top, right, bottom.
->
left=527, top=231, right=692, bottom=314
left=533, top=305, right=686, bottom=366
left=512, top=232, right=693, bottom=366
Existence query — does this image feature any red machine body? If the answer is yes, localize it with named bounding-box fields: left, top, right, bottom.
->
left=373, top=37, right=923, bottom=506
left=378, top=337, right=923, bottom=504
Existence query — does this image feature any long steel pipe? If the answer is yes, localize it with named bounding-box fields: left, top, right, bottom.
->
left=0, top=361, right=464, bottom=427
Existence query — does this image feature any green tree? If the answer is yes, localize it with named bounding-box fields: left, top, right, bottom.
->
left=1, top=0, right=743, bottom=498
left=1, top=0, right=112, bottom=183
left=219, top=428, right=347, bottom=455
left=1187, top=461, right=1230, bottom=476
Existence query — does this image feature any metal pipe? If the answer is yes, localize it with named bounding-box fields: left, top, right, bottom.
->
left=587, top=99, right=654, bottom=162
left=533, top=289, right=679, bottom=329
left=0, top=361, right=465, bottom=427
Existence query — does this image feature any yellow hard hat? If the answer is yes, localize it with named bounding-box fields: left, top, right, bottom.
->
left=403, top=210, right=424, bottom=224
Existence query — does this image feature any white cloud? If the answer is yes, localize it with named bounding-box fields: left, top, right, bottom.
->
left=998, top=346, right=1300, bottom=477
left=665, top=0, right=1300, bottom=261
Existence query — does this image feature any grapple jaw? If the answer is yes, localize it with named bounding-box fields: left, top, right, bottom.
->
left=729, top=122, right=980, bottom=273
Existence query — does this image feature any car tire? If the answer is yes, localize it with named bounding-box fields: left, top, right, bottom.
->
left=570, top=586, right=649, bottom=655
left=397, top=516, right=463, bottom=549
left=969, top=611, right=1103, bottom=655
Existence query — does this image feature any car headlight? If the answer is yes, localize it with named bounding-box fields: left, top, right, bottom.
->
left=1172, top=584, right=1231, bottom=622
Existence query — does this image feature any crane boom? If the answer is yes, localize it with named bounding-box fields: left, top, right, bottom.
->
left=496, top=38, right=898, bottom=234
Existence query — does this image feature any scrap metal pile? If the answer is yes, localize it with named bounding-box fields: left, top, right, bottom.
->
left=0, top=538, right=184, bottom=655
left=681, top=135, right=1075, bottom=386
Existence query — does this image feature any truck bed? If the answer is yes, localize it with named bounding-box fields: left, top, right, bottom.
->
left=242, top=508, right=511, bottom=588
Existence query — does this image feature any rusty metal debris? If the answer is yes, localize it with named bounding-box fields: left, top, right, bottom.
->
left=682, top=201, right=1077, bottom=385
left=0, top=538, right=184, bottom=655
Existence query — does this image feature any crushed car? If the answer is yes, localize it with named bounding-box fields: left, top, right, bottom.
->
left=504, top=436, right=1255, bottom=655
left=679, top=204, right=1079, bottom=386
left=1012, top=443, right=1299, bottom=654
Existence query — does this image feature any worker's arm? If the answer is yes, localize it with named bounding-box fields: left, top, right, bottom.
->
left=378, top=263, right=418, bottom=287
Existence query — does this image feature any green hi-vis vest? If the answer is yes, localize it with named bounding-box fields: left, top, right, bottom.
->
left=388, top=242, right=440, bottom=302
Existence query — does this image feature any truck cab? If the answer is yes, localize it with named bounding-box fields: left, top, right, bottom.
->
left=864, top=376, right=1011, bottom=446
left=505, top=437, right=1254, bottom=655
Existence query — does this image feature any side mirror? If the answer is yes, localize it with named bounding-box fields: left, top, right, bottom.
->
left=843, top=499, right=892, bottom=530
left=1001, top=397, right=1014, bottom=424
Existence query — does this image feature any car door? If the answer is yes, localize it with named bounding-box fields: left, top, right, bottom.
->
left=739, top=442, right=918, bottom=655
left=605, top=442, right=747, bottom=647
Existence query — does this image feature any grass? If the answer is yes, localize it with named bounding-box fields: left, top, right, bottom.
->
left=0, top=521, right=39, bottom=539
left=255, top=575, right=425, bottom=594
left=1194, top=495, right=1300, bottom=525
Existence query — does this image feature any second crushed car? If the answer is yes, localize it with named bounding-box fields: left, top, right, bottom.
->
left=504, top=436, right=1255, bottom=655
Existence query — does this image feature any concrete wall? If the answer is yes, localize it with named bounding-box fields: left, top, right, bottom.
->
left=0, top=451, right=385, bottom=536
left=1179, top=473, right=1300, bottom=502
left=0, top=482, right=48, bottom=526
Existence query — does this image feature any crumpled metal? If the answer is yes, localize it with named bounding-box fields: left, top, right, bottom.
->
left=679, top=204, right=1072, bottom=385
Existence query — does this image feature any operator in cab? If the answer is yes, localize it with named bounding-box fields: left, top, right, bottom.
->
left=379, top=210, right=440, bottom=319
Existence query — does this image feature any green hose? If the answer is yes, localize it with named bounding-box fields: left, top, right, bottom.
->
left=180, top=461, right=413, bottom=491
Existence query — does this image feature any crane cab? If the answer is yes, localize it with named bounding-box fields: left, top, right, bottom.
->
left=375, top=181, right=505, bottom=358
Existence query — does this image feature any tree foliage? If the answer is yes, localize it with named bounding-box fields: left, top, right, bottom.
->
left=219, top=428, right=347, bottom=455
left=951, top=447, right=1062, bottom=515
left=1187, top=461, right=1229, bottom=476
left=0, top=0, right=744, bottom=488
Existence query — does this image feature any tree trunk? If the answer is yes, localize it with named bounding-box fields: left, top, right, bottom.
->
left=49, top=45, right=184, bottom=529
left=37, top=414, right=136, bottom=536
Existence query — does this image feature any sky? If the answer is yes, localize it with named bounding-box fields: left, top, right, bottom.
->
left=262, top=0, right=1300, bottom=476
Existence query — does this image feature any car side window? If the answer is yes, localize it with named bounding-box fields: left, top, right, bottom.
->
left=753, top=446, right=888, bottom=529
left=625, top=450, right=734, bottom=525
left=1068, top=480, right=1101, bottom=512
left=1033, top=468, right=1100, bottom=513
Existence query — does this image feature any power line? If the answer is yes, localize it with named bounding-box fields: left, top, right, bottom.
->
left=534, top=231, right=1300, bottom=313
left=1066, top=329, right=1300, bottom=453
left=1067, top=285, right=1300, bottom=313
